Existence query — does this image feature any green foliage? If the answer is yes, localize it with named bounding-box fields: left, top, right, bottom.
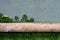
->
left=2, top=17, right=10, bottom=23
left=21, top=14, right=34, bottom=22
left=9, top=18, right=14, bottom=23
left=0, top=13, right=3, bottom=22
left=0, top=13, right=14, bottom=23
left=30, top=18, right=34, bottom=22
left=0, top=13, right=3, bottom=18
left=14, top=16, right=19, bottom=22
left=21, top=14, right=28, bottom=22
left=0, top=13, right=34, bottom=23
left=26, top=19, right=30, bottom=22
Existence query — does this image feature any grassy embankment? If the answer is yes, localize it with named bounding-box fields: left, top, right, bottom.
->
left=0, top=32, right=60, bottom=40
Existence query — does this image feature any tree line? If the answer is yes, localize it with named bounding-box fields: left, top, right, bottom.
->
left=0, top=13, right=34, bottom=23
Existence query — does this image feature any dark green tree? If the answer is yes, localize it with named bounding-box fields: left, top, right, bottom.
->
left=26, top=19, right=30, bottom=22
left=0, top=13, right=3, bottom=22
left=9, top=18, right=14, bottom=23
left=2, top=16, right=10, bottom=23
left=21, top=14, right=28, bottom=22
left=14, top=16, right=19, bottom=22
left=30, top=18, right=34, bottom=22
left=0, top=13, right=3, bottom=17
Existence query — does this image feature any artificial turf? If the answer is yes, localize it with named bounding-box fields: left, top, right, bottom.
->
left=0, top=32, right=60, bottom=40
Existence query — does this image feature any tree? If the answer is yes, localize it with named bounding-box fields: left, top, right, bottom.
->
left=30, top=18, right=34, bottom=22
left=21, top=14, right=28, bottom=22
left=26, top=19, right=30, bottom=22
left=9, top=18, right=14, bottom=23
left=2, top=16, right=10, bottom=23
left=0, top=13, right=3, bottom=17
left=14, top=16, right=19, bottom=22
left=0, top=13, right=3, bottom=22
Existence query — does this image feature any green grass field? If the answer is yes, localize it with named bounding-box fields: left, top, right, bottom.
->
left=0, top=32, right=60, bottom=40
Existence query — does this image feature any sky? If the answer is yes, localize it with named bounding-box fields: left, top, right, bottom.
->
left=0, top=0, right=60, bottom=22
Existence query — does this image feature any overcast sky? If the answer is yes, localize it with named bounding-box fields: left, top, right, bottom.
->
left=0, top=0, right=60, bottom=22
